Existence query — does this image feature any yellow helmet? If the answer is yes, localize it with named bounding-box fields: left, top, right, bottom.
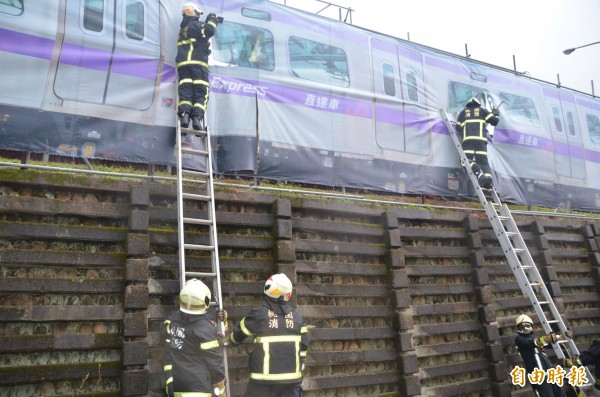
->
left=516, top=314, right=533, bottom=327
left=264, top=273, right=293, bottom=302
left=182, top=2, right=202, bottom=17
left=179, top=278, right=211, bottom=314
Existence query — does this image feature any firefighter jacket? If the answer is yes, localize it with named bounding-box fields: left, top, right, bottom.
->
left=176, top=14, right=218, bottom=68
left=515, top=331, right=553, bottom=374
left=229, top=297, right=310, bottom=384
left=161, top=310, right=225, bottom=397
left=579, top=338, right=600, bottom=389
left=456, top=103, right=499, bottom=145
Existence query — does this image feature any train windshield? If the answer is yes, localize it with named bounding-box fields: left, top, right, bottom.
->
left=587, top=114, right=600, bottom=145
left=212, top=22, right=275, bottom=71
left=0, top=0, right=23, bottom=16
left=288, top=36, right=350, bottom=87
left=499, top=92, right=541, bottom=128
left=448, top=81, right=481, bottom=114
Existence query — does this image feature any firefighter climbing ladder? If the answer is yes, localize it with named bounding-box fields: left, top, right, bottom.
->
left=440, top=108, right=597, bottom=396
left=175, top=117, right=230, bottom=394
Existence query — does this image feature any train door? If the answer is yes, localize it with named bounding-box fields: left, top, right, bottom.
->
left=371, top=39, right=428, bottom=155
left=54, top=0, right=160, bottom=110
left=543, top=88, right=585, bottom=179
left=558, top=92, right=585, bottom=179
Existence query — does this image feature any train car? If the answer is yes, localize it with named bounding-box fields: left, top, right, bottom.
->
left=2, top=0, right=600, bottom=212
left=0, top=0, right=179, bottom=161
left=201, top=0, right=600, bottom=211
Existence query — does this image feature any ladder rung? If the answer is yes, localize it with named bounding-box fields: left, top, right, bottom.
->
left=181, top=147, right=209, bottom=156
left=521, top=265, right=533, bottom=269
left=186, top=271, right=217, bottom=278
left=513, top=248, right=525, bottom=253
left=182, top=192, right=211, bottom=201
left=505, top=232, right=517, bottom=237
left=537, top=301, right=549, bottom=305
left=546, top=319, right=559, bottom=324
left=498, top=216, right=509, bottom=221
left=183, top=217, right=212, bottom=225
left=183, top=169, right=209, bottom=178
left=184, top=243, right=215, bottom=251
left=530, top=282, right=541, bottom=287
left=181, top=128, right=208, bottom=137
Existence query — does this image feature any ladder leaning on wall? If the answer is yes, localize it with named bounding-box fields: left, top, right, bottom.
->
left=439, top=108, right=598, bottom=397
left=174, top=114, right=230, bottom=395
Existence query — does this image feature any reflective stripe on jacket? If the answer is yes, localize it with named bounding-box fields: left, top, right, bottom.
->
left=230, top=298, right=310, bottom=384
left=456, top=104, right=499, bottom=143
left=176, top=15, right=217, bottom=67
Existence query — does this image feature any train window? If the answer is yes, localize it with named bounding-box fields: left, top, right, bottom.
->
left=498, top=92, right=541, bottom=128
left=212, top=22, right=274, bottom=71
left=406, top=70, right=418, bottom=102
left=552, top=107, right=563, bottom=133
left=83, top=0, right=104, bottom=32
left=125, top=0, right=144, bottom=41
left=382, top=63, right=395, bottom=96
left=566, top=111, right=576, bottom=137
left=241, top=7, right=271, bottom=21
left=587, top=114, right=600, bottom=145
left=289, top=36, right=350, bottom=88
left=0, top=0, right=23, bottom=16
left=448, top=81, right=480, bottom=113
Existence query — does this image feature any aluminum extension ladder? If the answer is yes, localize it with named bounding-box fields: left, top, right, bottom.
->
left=440, top=108, right=597, bottom=396
left=175, top=117, right=230, bottom=395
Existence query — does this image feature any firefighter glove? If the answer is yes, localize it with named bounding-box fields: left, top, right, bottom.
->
left=212, top=379, right=227, bottom=397
left=536, top=333, right=557, bottom=346
left=492, top=108, right=499, bottom=116
left=217, top=309, right=228, bottom=323
left=565, top=330, right=573, bottom=339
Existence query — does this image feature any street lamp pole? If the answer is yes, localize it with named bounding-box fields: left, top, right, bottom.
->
left=563, top=41, right=600, bottom=55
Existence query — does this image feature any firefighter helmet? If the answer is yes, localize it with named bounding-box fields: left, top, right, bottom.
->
left=467, top=96, right=480, bottom=106
left=516, top=314, right=533, bottom=327
left=182, top=2, right=202, bottom=17
left=264, top=273, right=293, bottom=302
left=179, top=278, right=211, bottom=314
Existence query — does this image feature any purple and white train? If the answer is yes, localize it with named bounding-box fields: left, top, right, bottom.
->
left=2, top=0, right=600, bottom=211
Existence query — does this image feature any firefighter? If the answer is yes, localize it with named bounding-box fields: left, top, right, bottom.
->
left=176, top=3, right=220, bottom=130
left=228, top=273, right=310, bottom=397
left=514, top=314, right=568, bottom=397
left=161, top=278, right=227, bottom=397
left=456, top=95, right=499, bottom=189
left=559, top=338, right=600, bottom=391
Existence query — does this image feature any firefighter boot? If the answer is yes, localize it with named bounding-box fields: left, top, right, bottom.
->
left=478, top=173, right=493, bottom=189
left=180, top=112, right=190, bottom=128
left=192, top=116, right=205, bottom=131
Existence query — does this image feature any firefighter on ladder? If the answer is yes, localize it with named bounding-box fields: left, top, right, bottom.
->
left=176, top=3, right=221, bottom=131
left=559, top=338, right=600, bottom=392
left=227, top=273, right=310, bottom=397
left=161, top=279, right=227, bottom=397
left=456, top=95, right=499, bottom=189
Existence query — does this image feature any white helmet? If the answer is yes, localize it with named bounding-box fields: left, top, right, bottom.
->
left=180, top=278, right=211, bottom=314
left=182, top=2, right=202, bottom=18
left=516, top=314, right=533, bottom=327
left=264, top=273, right=293, bottom=302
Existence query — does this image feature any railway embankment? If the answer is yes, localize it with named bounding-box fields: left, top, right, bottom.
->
left=1, top=167, right=599, bottom=397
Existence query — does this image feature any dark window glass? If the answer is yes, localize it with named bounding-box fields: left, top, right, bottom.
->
left=448, top=81, right=480, bottom=114
left=406, top=70, right=418, bottom=102
left=213, top=21, right=274, bottom=71
left=83, top=0, right=104, bottom=32
left=382, top=63, right=395, bottom=96
left=0, top=0, right=24, bottom=16
left=289, top=36, right=349, bottom=87
left=566, top=111, right=576, bottom=136
left=552, top=107, right=563, bottom=133
left=587, top=114, right=600, bottom=145
left=125, top=0, right=144, bottom=41
left=241, top=7, right=271, bottom=21
left=498, top=92, right=541, bottom=128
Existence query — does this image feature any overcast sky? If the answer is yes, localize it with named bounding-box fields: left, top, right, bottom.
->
left=272, top=0, right=600, bottom=96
